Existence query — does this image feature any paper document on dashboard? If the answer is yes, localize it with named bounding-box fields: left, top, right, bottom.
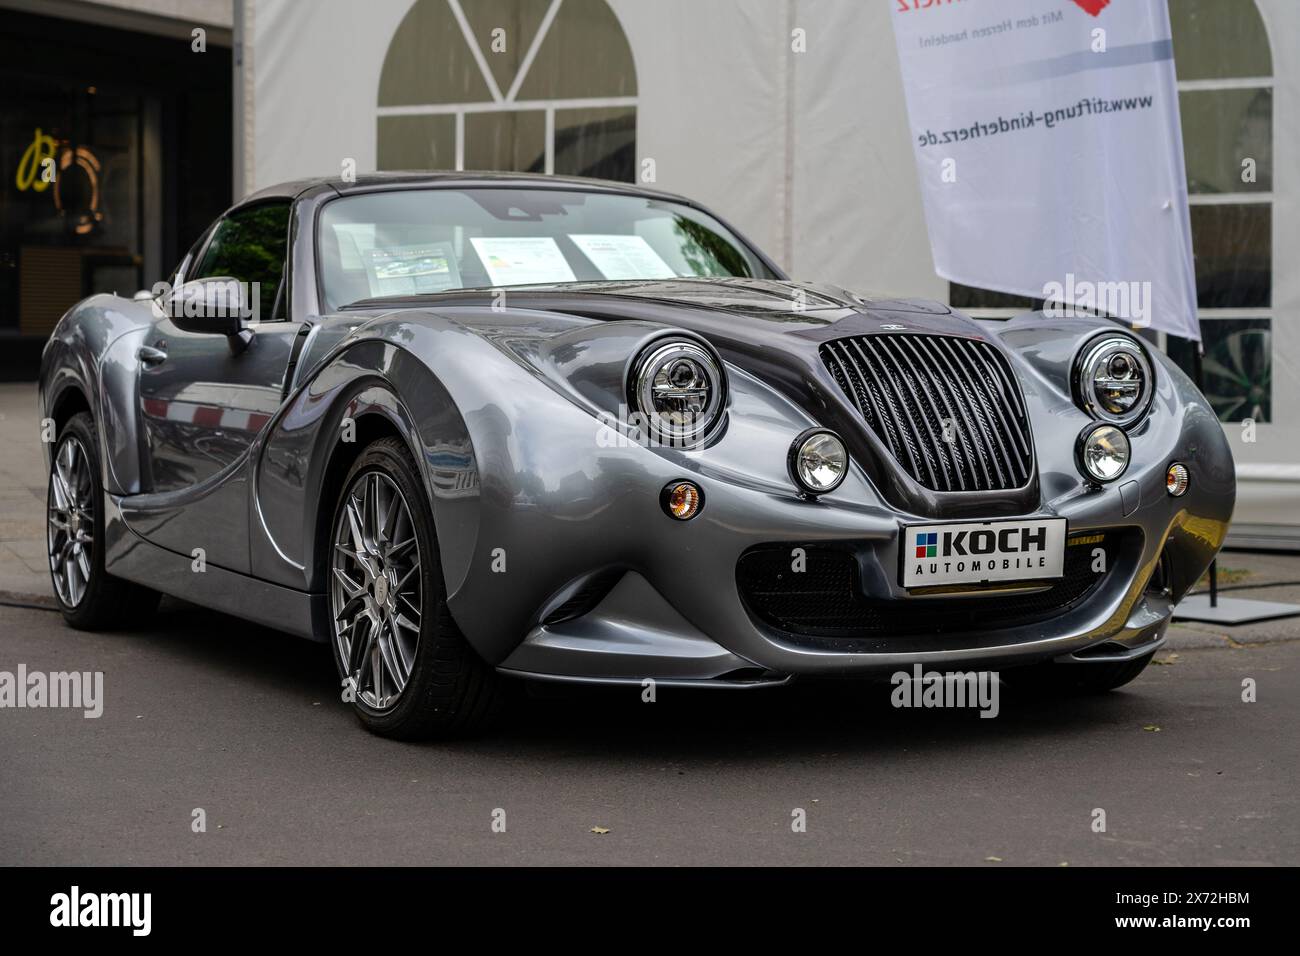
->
left=471, top=237, right=576, bottom=286
left=365, top=242, right=460, bottom=296
left=570, top=235, right=676, bottom=280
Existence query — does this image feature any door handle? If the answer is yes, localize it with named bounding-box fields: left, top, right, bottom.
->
left=138, top=345, right=168, bottom=366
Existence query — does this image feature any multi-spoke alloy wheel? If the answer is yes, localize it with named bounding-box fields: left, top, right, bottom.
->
left=331, top=469, right=423, bottom=711
left=46, top=412, right=159, bottom=630
left=47, top=433, right=95, bottom=608
left=326, top=437, right=504, bottom=739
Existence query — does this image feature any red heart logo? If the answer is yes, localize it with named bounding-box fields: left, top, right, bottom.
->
left=1071, top=0, right=1110, bottom=15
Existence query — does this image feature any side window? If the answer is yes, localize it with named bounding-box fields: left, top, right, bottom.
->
left=166, top=224, right=216, bottom=290
left=192, top=202, right=291, bottom=320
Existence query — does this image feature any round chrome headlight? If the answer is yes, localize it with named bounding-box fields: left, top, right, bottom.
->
left=1075, top=335, right=1154, bottom=424
left=789, top=429, right=848, bottom=495
left=632, top=340, right=726, bottom=445
left=1077, top=423, right=1131, bottom=483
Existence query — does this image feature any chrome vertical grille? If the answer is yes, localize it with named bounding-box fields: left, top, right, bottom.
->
left=820, top=334, right=1034, bottom=492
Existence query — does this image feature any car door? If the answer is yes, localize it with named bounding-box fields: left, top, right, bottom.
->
left=132, top=200, right=303, bottom=573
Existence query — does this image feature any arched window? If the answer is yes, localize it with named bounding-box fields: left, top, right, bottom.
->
left=376, top=0, right=637, bottom=181
left=1164, top=0, right=1273, bottom=423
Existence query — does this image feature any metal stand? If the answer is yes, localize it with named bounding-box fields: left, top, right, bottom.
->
left=1173, top=340, right=1300, bottom=625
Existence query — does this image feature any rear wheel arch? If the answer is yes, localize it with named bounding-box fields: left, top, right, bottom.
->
left=43, top=324, right=148, bottom=495
left=43, top=380, right=96, bottom=476
left=49, top=384, right=92, bottom=442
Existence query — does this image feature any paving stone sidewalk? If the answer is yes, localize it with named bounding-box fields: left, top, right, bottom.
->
left=0, top=383, right=51, bottom=604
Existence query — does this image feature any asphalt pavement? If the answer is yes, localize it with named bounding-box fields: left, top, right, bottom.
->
left=2, top=598, right=1296, bottom=866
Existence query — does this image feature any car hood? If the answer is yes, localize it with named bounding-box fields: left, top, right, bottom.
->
left=511, top=277, right=954, bottom=318
left=338, top=276, right=1003, bottom=441
left=341, top=276, right=989, bottom=351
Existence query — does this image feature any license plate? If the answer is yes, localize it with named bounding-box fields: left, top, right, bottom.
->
left=901, top=517, right=1067, bottom=588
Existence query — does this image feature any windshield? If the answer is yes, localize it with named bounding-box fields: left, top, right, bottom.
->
left=317, top=187, right=775, bottom=310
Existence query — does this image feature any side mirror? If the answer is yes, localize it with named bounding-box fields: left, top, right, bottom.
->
left=167, top=277, right=252, bottom=336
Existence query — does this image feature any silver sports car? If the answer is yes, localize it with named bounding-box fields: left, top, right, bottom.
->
left=40, top=172, right=1234, bottom=738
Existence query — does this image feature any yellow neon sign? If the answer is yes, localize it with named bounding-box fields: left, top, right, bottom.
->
left=15, top=127, right=104, bottom=234
left=15, top=127, right=57, bottom=193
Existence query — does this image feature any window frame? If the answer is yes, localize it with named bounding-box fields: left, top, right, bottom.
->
left=375, top=0, right=639, bottom=178
left=1167, top=3, right=1274, bottom=423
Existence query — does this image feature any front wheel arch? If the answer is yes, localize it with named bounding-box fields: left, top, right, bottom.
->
left=311, top=396, right=422, bottom=596
left=255, top=340, right=482, bottom=616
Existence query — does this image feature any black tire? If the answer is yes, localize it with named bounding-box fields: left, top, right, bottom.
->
left=47, top=412, right=161, bottom=630
left=1006, top=651, right=1155, bottom=695
left=328, top=437, right=505, bottom=739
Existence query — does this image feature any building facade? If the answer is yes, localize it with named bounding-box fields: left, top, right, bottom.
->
left=0, top=0, right=235, bottom=376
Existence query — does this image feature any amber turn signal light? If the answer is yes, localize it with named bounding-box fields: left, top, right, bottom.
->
left=1166, top=462, right=1190, bottom=496
left=661, top=480, right=703, bottom=520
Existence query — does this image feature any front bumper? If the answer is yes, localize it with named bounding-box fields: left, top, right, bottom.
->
left=495, top=512, right=1179, bottom=686
left=486, top=451, right=1224, bottom=685
left=452, top=350, right=1232, bottom=686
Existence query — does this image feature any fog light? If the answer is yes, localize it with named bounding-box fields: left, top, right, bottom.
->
left=1077, top=423, right=1130, bottom=483
left=1166, top=462, right=1190, bottom=496
left=790, top=429, right=848, bottom=495
left=662, top=480, right=703, bottom=520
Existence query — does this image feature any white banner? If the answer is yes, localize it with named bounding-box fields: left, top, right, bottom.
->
left=891, top=0, right=1200, bottom=341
